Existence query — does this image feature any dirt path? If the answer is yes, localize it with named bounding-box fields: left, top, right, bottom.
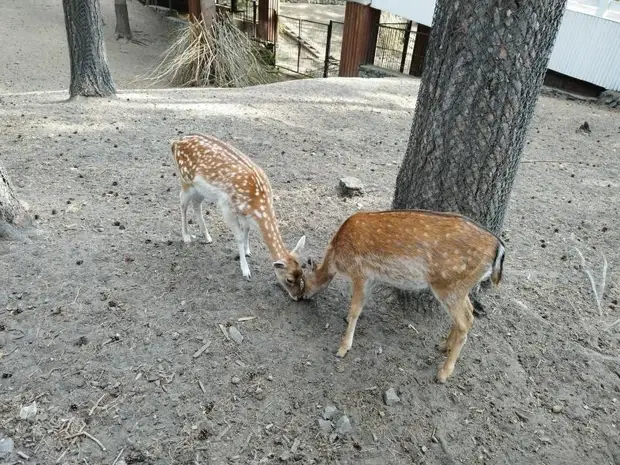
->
left=1, top=1, right=620, bottom=464
left=0, top=0, right=173, bottom=94
left=1, top=76, right=619, bottom=464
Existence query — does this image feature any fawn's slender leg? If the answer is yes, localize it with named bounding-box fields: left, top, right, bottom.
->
left=435, top=294, right=474, bottom=383
left=221, top=205, right=251, bottom=279
left=192, top=197, right=212, bottom=243
left=180, top=188, right=193, bottom=243
left=437, top=327, right=457, bottom=354
left=241, top=219, right=251, bottom=256
left=336, top=277, right=368, bottom=357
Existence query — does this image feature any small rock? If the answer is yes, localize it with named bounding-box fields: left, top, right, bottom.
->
left=339, top=176, right=364, bottom=197
left=335, top=415, right=352, bottom=436
left=231, top=376, right=241, bottom=385
left=578, top=121, right=591, bottom=133
left=228, top=326, right=243, bottom=345
left=279, top=451, right=292, bottom=462
left=0, top=333, right=6, bottom=348
left=552, top=405, right=563, bottom=414
left=421, top=445, right=428, bottom=454
left=323, top=405, right=338, bottom=420
left=317, top=419, right=332, bottom=434
left=0, top=436, right=14, bottom=459
left=383, top=388, right=401, bottom=406
left=19, top=401, right=37, bottom=421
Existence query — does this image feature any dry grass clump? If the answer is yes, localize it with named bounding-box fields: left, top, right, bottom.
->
left=147, top=15, right=275, bottom=88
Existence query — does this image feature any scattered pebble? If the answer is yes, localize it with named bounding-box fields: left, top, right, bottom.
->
left=339, top=176, right=364, bottom=197
left=383, top=388, right=401, bottom=406
left=19, top=401, right=37, bottom=421
left=335, top=415, right=352, bottom=435
left=323, top=405, right=338, bottom=420
left=231, top=376, right=241, bottom=385
left=228, top=326, right=243, bottom=345
left=578, top=121, right=591, bottom=133
left=552, top=405, right=563, bottom=414
left=317, top=419, right=332, bottom=434
left=0, top=436, right=14, bottom=459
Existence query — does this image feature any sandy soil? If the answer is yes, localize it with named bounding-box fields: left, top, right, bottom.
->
left=1, top=2, right=620, bottom=465
left=0, top=0, right=174, bottom=93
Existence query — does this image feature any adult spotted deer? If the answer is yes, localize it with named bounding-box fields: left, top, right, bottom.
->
left=171, top=134, right=307, bottom=298
left=300, top=210, right=505, bottom=383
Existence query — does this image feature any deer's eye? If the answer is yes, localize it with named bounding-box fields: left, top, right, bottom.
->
left=286, top=277, right=294, bottom=285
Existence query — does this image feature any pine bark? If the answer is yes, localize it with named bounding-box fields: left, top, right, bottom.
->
left=62, top=0, right=116, bottom=98
left=393, top=0, right=567, bottom=235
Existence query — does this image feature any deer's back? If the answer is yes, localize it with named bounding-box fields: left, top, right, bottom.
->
left=172, top=134, right=273, bottom=216
left=329, top=210, right=500, bottom=290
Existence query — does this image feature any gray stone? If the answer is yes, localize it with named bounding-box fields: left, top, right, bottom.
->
left=317, top=419, right=333, bottom=434
left=228, top=326, right=244, bottom=345
left=383, top=388, right=401, bottom=406
left=599, top=90, right=620, bottom=108
left=339, top=177, right=363, bottom=197
left=552, top=405, right=563, bottom=414
left=0, top=436, right=14, bottom=459
left=322, top=405, right=338, bottom=420
left=279, top=451, right=292, bottom=461
left=231, top=376, right=241, bottom=385
left=335, top=415, right=352, bottom=436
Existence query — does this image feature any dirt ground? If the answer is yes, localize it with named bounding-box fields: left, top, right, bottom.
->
left=1, top=2, right=620, bottom=465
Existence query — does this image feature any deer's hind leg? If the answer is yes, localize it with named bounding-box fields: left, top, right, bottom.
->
left=180, top=186, right=194, bottom=243
left=433, top=290, right=474, bottom=384
left=192, top=196, right=212, bottom=243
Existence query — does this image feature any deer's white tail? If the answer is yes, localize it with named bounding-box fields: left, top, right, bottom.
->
left=491, top=240, right=506, bottom=286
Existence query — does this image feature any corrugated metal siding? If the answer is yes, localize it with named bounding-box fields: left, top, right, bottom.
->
left=547, top=9, right=620, bottom=91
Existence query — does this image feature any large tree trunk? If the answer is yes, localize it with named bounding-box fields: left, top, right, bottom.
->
left=393, top=0, right=566, bottom=235
left=62, top=0, right=116, bottom=98
left=114, top=0, right=132, bottom=40
left=0, top=163, right=29, bottom=240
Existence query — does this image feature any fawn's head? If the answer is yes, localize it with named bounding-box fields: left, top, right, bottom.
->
left=298, top=256, right=328, bottom=300
left=273, top=235, right=309, bottom=301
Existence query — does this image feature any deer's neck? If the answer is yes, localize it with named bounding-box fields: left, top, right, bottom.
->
left=306, top=246, right=337, bottom=297
left=256, top=209, right=288, bottom=261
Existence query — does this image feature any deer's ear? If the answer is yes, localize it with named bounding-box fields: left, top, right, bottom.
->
left=291, top=235, right=306, bottom=255
left=273, top=260, right=287, bottom=269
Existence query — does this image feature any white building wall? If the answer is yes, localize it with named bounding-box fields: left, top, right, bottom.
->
left=348, top=0, right=620, bottom=91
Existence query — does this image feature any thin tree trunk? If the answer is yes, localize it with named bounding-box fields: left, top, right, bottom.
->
left=201, top=0, right=216, bottom=29
left=62, top=0, right=116, bottom=98
left=0, top=163, right=29, bottom=240
left=115, top=0, right=132, bottom=40
left=393, top=0, right=567, bottom=236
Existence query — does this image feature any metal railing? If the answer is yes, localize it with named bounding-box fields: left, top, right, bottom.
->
left=373, top=21, right=430, bottom=75
left=276, top=15, right=343, bottom=78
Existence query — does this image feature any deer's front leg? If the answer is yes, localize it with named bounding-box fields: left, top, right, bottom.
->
left=221, top=206, right=251, bottom=280
left=336, top=277, right=367, bottom=358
